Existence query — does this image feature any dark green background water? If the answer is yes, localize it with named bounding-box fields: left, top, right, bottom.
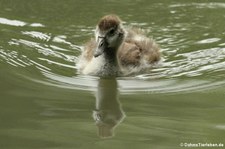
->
left=0, top=0, right=225, bottom=149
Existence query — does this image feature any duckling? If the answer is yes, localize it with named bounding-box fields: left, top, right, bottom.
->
left=77, top=14, right=160, bottom=76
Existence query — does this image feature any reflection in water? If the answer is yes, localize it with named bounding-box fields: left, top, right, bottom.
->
left=93, top=78, right=125, bottom=138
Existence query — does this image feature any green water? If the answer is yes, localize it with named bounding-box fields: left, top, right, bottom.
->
left=1, top=0, right=225, bottom=149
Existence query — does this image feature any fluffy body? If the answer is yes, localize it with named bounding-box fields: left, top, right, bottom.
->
left=77, top=15, right=160, bottom=76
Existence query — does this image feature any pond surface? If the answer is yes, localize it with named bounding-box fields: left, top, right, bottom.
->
left=0, top=0, right=225, bottom=148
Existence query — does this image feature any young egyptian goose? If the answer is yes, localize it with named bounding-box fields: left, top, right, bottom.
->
left=77, top=14, right=160, bottom=76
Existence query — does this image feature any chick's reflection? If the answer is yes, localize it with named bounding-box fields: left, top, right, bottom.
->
left=93, top=78, right=125, bottom=138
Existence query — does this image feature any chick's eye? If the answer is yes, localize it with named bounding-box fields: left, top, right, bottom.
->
left=109, top=29, right=115, bottom=35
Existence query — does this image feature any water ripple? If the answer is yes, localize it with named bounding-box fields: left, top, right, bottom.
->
left=170, top=3, right=225, bottom=9
left=0, top=17, right=45, bottom=27
left=24, top=71, right=225, bottom=95
left=22, top=31, right=51, bottom=41
left=1, top=9, right=225, bottom=95
left=196, top=38, right=221, bottom=44
left=0, top=17, right=26, bottom=26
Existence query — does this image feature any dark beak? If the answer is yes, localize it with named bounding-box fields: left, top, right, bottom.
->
left=94, top=37, right=107, bottom=58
